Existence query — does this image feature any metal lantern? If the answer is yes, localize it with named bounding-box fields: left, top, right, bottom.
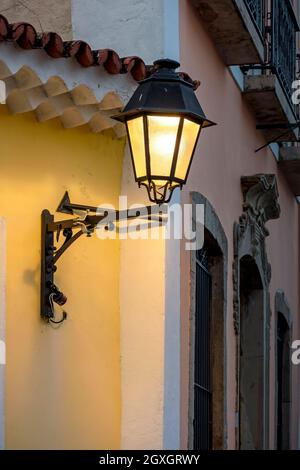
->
left=113, top=59, right=215, bottom=204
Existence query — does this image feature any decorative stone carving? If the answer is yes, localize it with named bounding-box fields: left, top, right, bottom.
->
left=241, top=174, right=280, bottom=240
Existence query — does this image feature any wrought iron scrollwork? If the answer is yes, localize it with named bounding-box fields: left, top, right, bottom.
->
left=243, top=0, right=298, bottom=119
left=271, top=0, right=298, bottom=104
left=244, top=0, right=265, bottom=36
left=41, top=192, right=168, bottom=322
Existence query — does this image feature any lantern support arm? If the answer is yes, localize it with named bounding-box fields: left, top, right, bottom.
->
left=41, top=192, right=167, bottom=322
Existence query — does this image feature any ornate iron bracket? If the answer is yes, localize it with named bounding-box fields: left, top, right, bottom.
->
left=41, top=192, right=167, bottom=322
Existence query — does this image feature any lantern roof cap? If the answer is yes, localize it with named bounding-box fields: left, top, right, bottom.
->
left=113, top=58, right=216, bottom=128
left=153, top=58, right=180, bottom=70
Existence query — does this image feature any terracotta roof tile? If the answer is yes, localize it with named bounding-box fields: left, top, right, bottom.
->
left=0, top=14, right=199, bottom=88
left=0, top=13, right=147, bottom=81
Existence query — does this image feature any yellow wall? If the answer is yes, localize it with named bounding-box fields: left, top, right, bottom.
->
left=0, top=106, right=123, bottom=449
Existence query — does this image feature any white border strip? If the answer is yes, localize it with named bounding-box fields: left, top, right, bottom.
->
left=163, top=0, right=181, bottom=450
left=164, top=0, right=180, bottom=62
left=229, top=66, right=245, bottom=92
left=0, top=217, right=6, bottom=450
left=163, top=189, right=181, bottom=450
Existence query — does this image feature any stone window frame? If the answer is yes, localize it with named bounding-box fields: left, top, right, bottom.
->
left=188, top=191, right=228, bottom=450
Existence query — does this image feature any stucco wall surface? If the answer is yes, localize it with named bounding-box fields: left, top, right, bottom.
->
left=0, top=107, right=123, bottom=449
left=0, top=0, right=72, bottom=39
left=179, top=0, right=300, bottom=450
left=72, top=0, right=164, bottom=64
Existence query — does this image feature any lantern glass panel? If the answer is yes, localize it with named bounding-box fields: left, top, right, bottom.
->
left=175, top=118, right=201, bottom=181
left=148, top=116, right=180, bottom=177
left=127, top=116, right=146, bottom=179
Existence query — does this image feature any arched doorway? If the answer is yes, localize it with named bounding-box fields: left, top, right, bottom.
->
left=189, top=192, right=228, bottom=450
left=233, top=174, right=281, bottom=449
left=239, top=255, right=264, bottom=449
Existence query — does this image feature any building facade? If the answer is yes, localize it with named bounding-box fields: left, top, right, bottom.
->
left=0, top=0, right=299, bottom=450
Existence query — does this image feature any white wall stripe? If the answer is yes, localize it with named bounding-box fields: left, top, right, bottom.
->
left=163, top=0, right=181, bottom=450
left=0, top=217, right=6, bottom=450
left=164, top=0, right=180, bottom=62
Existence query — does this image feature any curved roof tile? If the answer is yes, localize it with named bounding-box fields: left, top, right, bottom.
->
left=0, top=59, right=126, bottom=136
left=0, top=14, right=147, bottom=81
left=0, top=14, right=199, bottom=88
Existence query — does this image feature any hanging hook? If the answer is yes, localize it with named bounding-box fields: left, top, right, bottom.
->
left=48, top=286, right=68, bottom=324
left=49, top=310, right=67, bottom=324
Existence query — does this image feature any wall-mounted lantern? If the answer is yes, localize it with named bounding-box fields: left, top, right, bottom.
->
left=113, top=59, right=215, bottom=204
left=41, top=59, right=215, bottom=323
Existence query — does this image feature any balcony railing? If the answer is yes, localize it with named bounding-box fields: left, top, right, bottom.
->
left=270, top=0, right=299, bottom=106
left=242, top=0, right=299, bottom=126
left=244, top=0, right=265, bottom=37
left=244, top=0, right=298, bottom=104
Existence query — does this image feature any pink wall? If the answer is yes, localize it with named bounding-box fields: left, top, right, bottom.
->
left=179, top=0, right=299, bottom=449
